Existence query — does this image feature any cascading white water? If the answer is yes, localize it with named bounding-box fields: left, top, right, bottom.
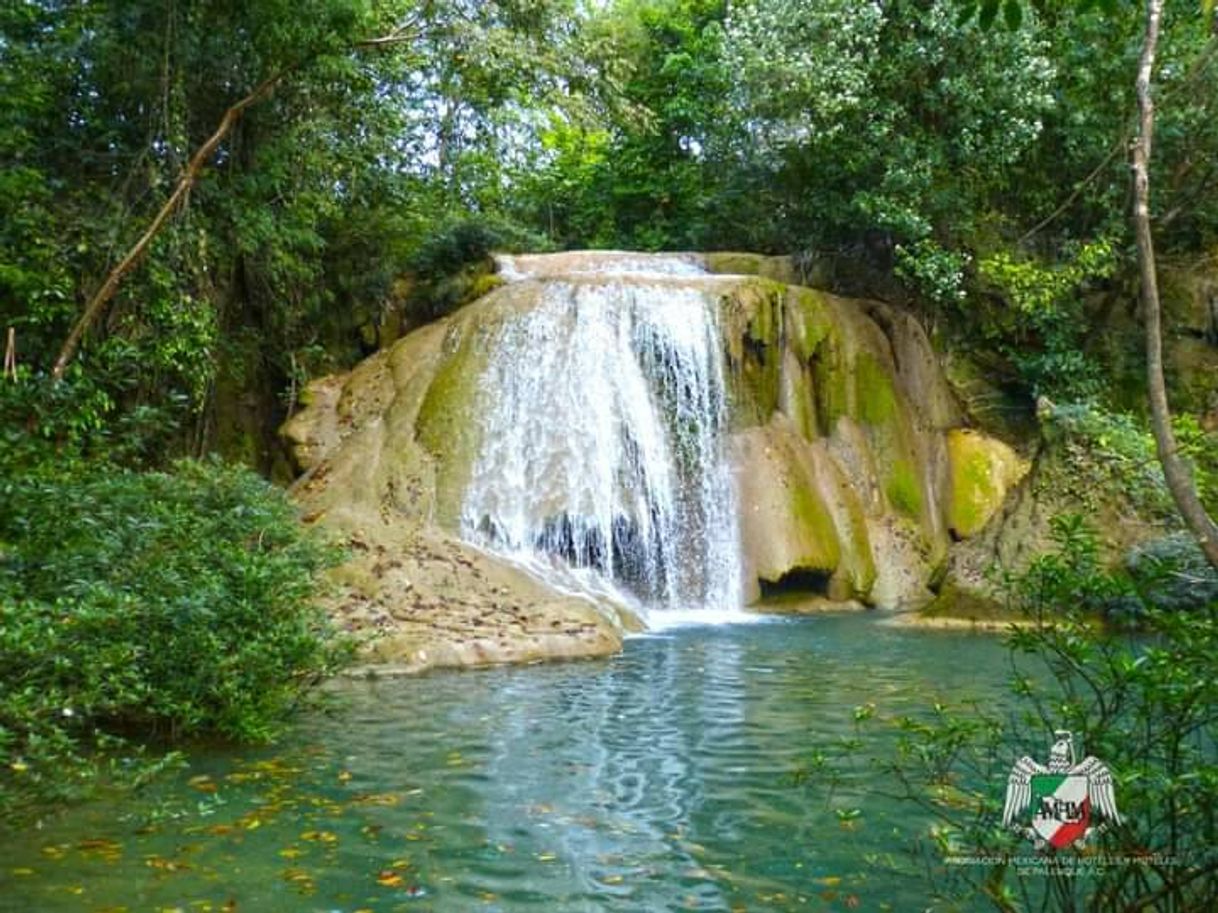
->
left=459, top=254, right=743, bottom=619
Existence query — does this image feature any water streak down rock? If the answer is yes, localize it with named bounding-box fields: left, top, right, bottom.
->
left=283, top=252, right=1026, bottom=670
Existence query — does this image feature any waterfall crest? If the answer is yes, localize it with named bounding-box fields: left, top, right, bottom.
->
left=460, top=255, right=743, bottom=616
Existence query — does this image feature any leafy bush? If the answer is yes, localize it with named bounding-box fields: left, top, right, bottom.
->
left=974, top=239, right=1117, bottom=399
left=0, top=458, right=347, bottom=817
left=407, top=216, right=551, bottom=280
left=1126, top=532, right=1218, bottom=614
left=796, top=516, right=1218, bottom=911
left=403, top=215, right=553, bottom=320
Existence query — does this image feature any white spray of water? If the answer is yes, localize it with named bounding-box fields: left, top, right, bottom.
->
left=460, top=256, right=743, bottom=621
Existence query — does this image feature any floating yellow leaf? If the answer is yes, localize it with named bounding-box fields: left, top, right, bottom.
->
left=11, top=868, right=35, bottom=876
left=536, top=852, right=557, bottom=862
left=376, top=871, right=404, bottom=887
left=144, top=855, right=190, bottom=872
left=351, top=792, right=401, bottom=807
left=300, top=830, right=337, bottom=844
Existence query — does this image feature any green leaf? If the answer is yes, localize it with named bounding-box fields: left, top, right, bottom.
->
left=978, top=0, right=1001, bottom=29
left=1003, top=0, right=1024, bottom=29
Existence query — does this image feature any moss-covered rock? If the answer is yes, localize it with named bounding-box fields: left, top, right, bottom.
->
left=703, top=251, right=799, bottom=284
left=415, top=322, right=489, bottom=528
left=944, top=429, right=1028, bottom=539
left=284, top=251, right=1034, bottom=667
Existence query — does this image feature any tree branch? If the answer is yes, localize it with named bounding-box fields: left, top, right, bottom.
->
left=51, top=26, right=418, bottom=380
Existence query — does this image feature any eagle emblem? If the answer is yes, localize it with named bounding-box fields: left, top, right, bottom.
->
left=1002, top=730, right=1121, bottom=850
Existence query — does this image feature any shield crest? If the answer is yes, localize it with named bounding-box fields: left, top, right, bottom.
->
left=1030, top=774, right=1091, bottom=848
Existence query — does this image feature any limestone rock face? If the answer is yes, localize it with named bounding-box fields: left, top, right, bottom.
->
left=716, top=281, right=998, bottom=609
left=284, top=252, right=1024, bottom=669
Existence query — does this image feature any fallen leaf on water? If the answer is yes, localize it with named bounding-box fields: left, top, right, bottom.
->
left=145, top=855, right=191, bottom=872
left=300, top=830, right=337, bottom=844
left=376, top=871, right=404, bottom=887
left=351, top=792, right=401, bottom=807
left=10, top=868, right=35, bottom=876
left=536, top=852, right=557, bottom=862
left=188, top=775, right=217, bottom=794
left=278, top=846, right=304, bottom=860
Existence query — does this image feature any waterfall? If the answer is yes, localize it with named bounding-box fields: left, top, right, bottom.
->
left=459, top=254, right=743, bottom=618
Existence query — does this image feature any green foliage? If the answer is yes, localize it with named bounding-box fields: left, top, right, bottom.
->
left=973, top=239, right=1118, bottom=397
left=797, top=515, right=1218, bottom=910
left=0, top=0, right=575, bottom=463
left=894, top=239, right=972, bottom=309
left=1126, top=532, right=1218, bottom=614
left=403, top=215, right=553, bottom=319
left=0, top=459, right=348, bottom=818
left=1044, top=401, right=1216, bottom=524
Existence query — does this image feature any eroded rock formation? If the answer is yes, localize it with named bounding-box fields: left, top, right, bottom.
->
left=283, top=251, right=1025, bottom=670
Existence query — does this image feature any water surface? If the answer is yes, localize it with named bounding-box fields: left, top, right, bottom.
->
left=0, top=615, right=1014, bottom=912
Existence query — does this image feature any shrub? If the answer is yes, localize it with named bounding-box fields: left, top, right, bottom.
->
left=0, top=458, right=347, bottom=817
left=795, top=515, right=1218, bottom=910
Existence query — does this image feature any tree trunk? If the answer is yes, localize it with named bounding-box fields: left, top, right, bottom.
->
left=1134, top=0, right=1218, bottom=569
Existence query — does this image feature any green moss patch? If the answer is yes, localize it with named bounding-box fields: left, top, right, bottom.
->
left=415, top=324, right=490, bottom=527
left=946, top=429, right=1026, bottom=539
left=856, top=352, right=898, bottom=426
left=885, top=459, right=924, bottom=519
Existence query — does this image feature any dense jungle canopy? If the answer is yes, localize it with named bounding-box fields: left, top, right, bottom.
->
left=3, top=0, right=1216, bottom=472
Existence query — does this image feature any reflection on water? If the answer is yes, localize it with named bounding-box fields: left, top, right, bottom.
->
left=0, top=615, right=1013, bottom=912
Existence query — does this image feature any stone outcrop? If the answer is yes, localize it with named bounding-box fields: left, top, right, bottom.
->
left=284, top=252, right=1026, bottom=669
left=709, top=277, right=1026, bottom=609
